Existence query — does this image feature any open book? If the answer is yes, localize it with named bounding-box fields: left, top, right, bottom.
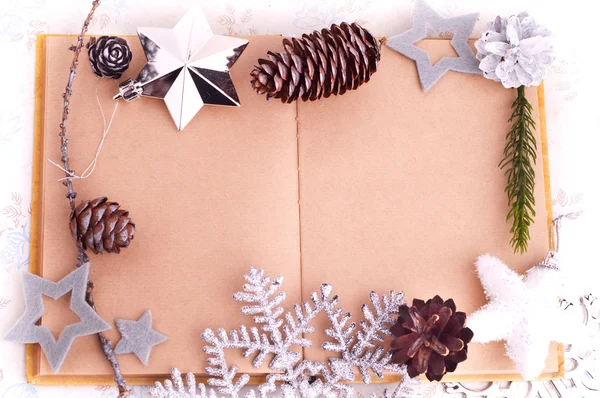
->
left=30, top=34, right=559, bottom=385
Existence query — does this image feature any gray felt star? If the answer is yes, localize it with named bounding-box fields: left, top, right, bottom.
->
left=5, top=263, right=111, bottom=372
left=114, top=310, right=167, bottom=365
left=386, top=0, right=481, bottom=92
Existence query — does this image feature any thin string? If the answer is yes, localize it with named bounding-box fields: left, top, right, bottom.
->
left=48, top=77, right=118, bottom=181
left=549, top=212, right=581, bottom=252
left=551, top=216, right=561, bottom=252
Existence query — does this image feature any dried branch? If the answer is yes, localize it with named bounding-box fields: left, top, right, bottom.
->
left=59, top=1, right=97, bottom=210
left=59, top=0, right=100, bottom=264
left=86, top=282, right=131, bottom=397
left=59, top=1, right=130, bottom=396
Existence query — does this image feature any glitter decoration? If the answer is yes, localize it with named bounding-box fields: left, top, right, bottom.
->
left=150, top=368, right=255, bottom=398
left=151, top=267, right=409, bottom=398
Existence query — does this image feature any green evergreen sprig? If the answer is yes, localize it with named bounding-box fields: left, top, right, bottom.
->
left=500, top=85, right=537, bottom=254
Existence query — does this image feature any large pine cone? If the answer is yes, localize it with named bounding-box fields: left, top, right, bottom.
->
left=390, top=296, right=473, bottom=381
left=250, top=22, right=380, bottom=103
left=70, top=197, right=135, bottom=254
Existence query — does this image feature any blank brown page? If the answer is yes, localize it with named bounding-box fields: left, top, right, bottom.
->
left=33, top=35, right=556, bottom=383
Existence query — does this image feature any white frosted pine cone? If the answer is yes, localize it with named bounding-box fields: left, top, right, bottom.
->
left=475, top=13, right=554, bottom=88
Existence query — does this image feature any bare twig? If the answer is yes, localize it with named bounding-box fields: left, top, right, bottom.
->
left=58, top=1, right=130, bottom=396
left=86, top=282, right=131, bottom=397
left=59, top=0, right=101, bottom=265
left=59, top=1, right=98, bottom=211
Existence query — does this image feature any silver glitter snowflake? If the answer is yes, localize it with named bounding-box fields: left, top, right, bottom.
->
left=150, top=368, right=255, bottom=398
left=474, top=12, right=554, bottom=88
left=150, top=267, right=408, bottom=398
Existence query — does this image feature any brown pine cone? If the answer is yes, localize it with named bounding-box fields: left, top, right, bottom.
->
left=250, top=22, right=380, bottom=103
left=390, top=296, right=473, bottom=381
left=70, top=197, right=135, bottom=254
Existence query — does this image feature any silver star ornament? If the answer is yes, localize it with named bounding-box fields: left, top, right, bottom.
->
left=114, top=310, right=167, bottom=365
left=5, top=263, right=111, bottom=373
left=386, top=0, right=481, bottom=92
left=114, top=6, right=249, bottom=131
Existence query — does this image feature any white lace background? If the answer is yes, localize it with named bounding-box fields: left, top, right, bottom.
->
left=0, top=0, right=598, bottom=397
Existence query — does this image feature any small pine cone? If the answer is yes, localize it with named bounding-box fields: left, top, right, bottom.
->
left=70, top=197, right=135, bottom=254
left=87, top=36, right=132, bottom=79
left=250, top=22, right=380, bottom=103
left=390, top=296, right=474, bottom=382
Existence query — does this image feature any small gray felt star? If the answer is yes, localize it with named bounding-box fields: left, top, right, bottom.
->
left=386, top=0, right=481, bottom=92
left=114, top=310, right=167, bottom=365
left=5, top=263, right=111, bottom=372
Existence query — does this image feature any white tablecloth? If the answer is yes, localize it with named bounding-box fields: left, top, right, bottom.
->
left=0, top=0, right=598, bottom=396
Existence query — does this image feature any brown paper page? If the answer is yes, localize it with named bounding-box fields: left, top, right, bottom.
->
left=36, top=35, right=301, bottom=378
left=297, top=41, right=557, bottom=379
